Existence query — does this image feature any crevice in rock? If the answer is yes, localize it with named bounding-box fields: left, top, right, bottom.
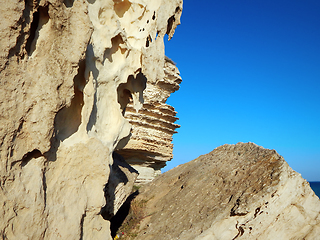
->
left=11, top=149, right=42, bottom=168
left=113, top=0, right=131, bottom=18
left=25, top=9, right=39, bottom=55
left=42, top=169, right=47, bottom=208
left=55, top=60, right=86, bottom=141
left=86, top=92, right=97, bottom=133
left=145, top=35, right=152, bottom=47
left=101, top=152, right=138, bottom=221
left=22, top=149, right=42, bottom=166
left=103, top=34, right=125, bottom=63
left=117, top=70, right=147, bottom=113
left=63, top=0, right=74, bottom=8
left=166, top=15, right=175, bottom=36
left=232, top=222, right=245, bottom=240
left=80, top=212, right=86, bottom=240
left=166, top=7, right=181, bottom=40
left=26, top=6, right=49, bottom=56
left=117, top=85, right=132, bottom=115
left=109, top=190, right=139, bottom=238
left=6, top=0, right=33, bottom=61
left=254, top=207, right=261, bottom=218
left=155, top=30, right=160, bottom=40
left=230, top=198, right=248, bottom=217
left=44, top=133, right=60, bottom=162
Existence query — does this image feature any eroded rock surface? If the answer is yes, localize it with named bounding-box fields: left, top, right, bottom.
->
left=117, top=56, right=181, bottom=184
left=0, top=0, right=182, bottom=239
left=132, top=142, right=320, bottom=240
left=101, top=153, right=138, bottom=220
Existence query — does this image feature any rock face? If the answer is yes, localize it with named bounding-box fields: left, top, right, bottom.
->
left=101, top=153, right=139, bottom=220
left=117, top=56, right=181, bottom=184
left=131, top=143, right=320, bottom=240
left=0, top=0, right=182, bottom=239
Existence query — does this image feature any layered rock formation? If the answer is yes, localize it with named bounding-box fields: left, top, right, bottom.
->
left=0, top=0, right=182, bottom=239
left=117, top=56, right=181, bottom=184
left=130, top=143, right=320, bottom=239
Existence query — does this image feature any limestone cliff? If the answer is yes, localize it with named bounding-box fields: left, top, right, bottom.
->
left=129, top=143, right=320, bottom=239
left=117, top=56, right=181, bottom=184
left=0, top=0, right=182, bottom=239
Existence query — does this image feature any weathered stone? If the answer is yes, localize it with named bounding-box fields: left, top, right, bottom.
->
left=102, top=153, right=139, bottom=220
left=0, top=0, right=183, bottom=239
left=132, top=142, right=320, bottom=240
left=117, top=57, right=181, bottom=184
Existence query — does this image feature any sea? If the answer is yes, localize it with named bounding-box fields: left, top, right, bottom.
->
left=310, top=182, right=320, bottom=198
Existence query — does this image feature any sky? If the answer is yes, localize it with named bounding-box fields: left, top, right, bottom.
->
left=162, top=0, right=320, bottom=181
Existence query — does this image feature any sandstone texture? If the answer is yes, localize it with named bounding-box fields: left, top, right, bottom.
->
left=117, top=56, right=181, bottom=184
left=0, top=0, right=182, bottom=239
left=131, top=143, right=320, bottom=240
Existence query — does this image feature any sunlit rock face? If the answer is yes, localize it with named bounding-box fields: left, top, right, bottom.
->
left=132, top=143, right=320, bottom=240
left=116, top=56, right=181, bottom=184
left=0, top=0, right=182, bottom=239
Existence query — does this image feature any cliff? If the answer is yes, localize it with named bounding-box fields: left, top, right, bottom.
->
left=127, top=143, right=320, bottom=239
left=0, top=0, right=182, bottom=239
left=116, top=56, right=181, bottom=184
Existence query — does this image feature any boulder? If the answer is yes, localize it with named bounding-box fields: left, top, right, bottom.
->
left=131, top=142, right=320, bottom=239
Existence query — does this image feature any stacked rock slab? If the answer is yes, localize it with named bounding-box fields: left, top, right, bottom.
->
left=131, top=143, right=320, bottom=240
left=116, top=56, right=181, bottom=184
left=0, top=0, right=182, bottom=239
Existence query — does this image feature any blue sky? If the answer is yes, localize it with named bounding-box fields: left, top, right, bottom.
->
left=162, top=0, right=320, bottom=181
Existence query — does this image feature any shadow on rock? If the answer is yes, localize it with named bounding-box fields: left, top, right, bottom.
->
left=101, top=152, right=138, bottom=221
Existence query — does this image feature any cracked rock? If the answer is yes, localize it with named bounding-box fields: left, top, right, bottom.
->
left=130, top=142, right=320, bottom=239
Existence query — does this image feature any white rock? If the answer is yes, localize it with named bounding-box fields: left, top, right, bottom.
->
left=0, top=0, right=182, bottom=239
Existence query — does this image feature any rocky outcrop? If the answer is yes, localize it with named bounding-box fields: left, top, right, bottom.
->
left=117, top=56, right=181, bottom=184
left=0, top=0, right=182, bottom=239
left=130, top=143, right=320, bottom=239
left=101, top=153, right=138, bottom=220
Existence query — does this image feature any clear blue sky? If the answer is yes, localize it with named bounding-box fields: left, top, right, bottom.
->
left=162, top=0, right=320, bottom=181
